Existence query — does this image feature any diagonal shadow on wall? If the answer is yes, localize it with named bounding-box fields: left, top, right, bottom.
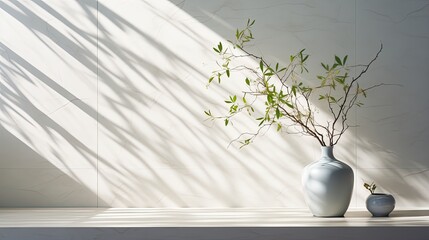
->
left=3, top=0, right=426, bottom=208
left=0, top=124, right=102, bottom=207
left=164, top=0, right=429, bottom=207
left=0, top=0, right=313, bottom=207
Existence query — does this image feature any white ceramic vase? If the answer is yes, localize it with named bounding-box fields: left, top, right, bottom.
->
left=302, top=146, right=354, bottom=217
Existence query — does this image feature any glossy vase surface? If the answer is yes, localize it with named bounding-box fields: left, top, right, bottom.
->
left=302, top=146, right=354, bottom=217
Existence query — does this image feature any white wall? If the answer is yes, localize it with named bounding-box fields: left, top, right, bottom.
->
left=0, top=0, right=428, bottom=208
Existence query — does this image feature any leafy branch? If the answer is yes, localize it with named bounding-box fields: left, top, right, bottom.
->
left=206, top=19, right=384, bottom=147
left=364, top=182, right=377, bottom=194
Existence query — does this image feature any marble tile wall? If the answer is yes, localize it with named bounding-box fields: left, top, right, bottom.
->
left=0, top=0, right=98, bottom=206
left=0, top=0, right=428, bottom=208
left=355, top=0, right=429, bottom=207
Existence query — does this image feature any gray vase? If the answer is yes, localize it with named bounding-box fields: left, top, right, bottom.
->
left=302, top=146, right=354, bottom=217
left=366, top=193, right=395, bottom=217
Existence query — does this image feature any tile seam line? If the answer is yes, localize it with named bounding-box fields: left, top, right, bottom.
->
left=96, top=0, right=99, bottom=208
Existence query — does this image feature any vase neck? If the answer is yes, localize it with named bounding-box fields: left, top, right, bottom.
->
left=320, top=146, right=335, bottom=160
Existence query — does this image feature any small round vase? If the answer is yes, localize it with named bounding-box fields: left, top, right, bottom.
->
left=302, top=146, right=354, bottom=217
left=366, top=193, right=395, bottom=217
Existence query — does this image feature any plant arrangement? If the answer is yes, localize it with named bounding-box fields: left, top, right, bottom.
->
left=364, top=182, right=377, bottom=194
left=205, top=19, right=384, bottom=148
left=364, top=181, right=396, bottom=217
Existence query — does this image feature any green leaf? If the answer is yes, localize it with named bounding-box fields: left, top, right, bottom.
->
left=237, top=30, right=244, bottom=39
left=321, top=63, right=328, bottom=71
left=241, top=138, right=252, bottom=148
left=303, top=55, right=309, bottom=62
left=319, top=95, right=325, bottom=100
left=302, top=86, right=311, bottom=93
left=335, top=55, right=342, bottom=66
left=213, top=47, right=220, bottom=53
left=303, top=66, right=308, bottom=73
left=228, top=96, right=234, bottom=103
left=290, top=55, right=295, bottom=62
left=232, top=95, right=237, bottom=102
left=276, top=123, right=282, bottom=132
left=245, top=78, right=250, bottom=86
left=275, top=108, right=281, bottom=119
left=343, top=55, right=348, bottom=65
left=275, top=63, right=279, bottom=71
left=208, top=76, right=214, bottom=83
left=343, top=84, right=349, bottom=91
left=267, top=94, right=273, bottom=104
left=285, top=101, right=293, bottom=109
left=335, top=76, right=345, bottom=84
left=292, top=85, right=297, bottom=96
left=218, top=42, right=223, bottom=52
left=224, top=118, right=229, bottom=126
left=259, top=60, right=264, bottom=71
left=204, top=110, right=211, bottom=116
left=226, top=69, right=230, bottom=77
left=242, top=97, right=247, bottom=104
